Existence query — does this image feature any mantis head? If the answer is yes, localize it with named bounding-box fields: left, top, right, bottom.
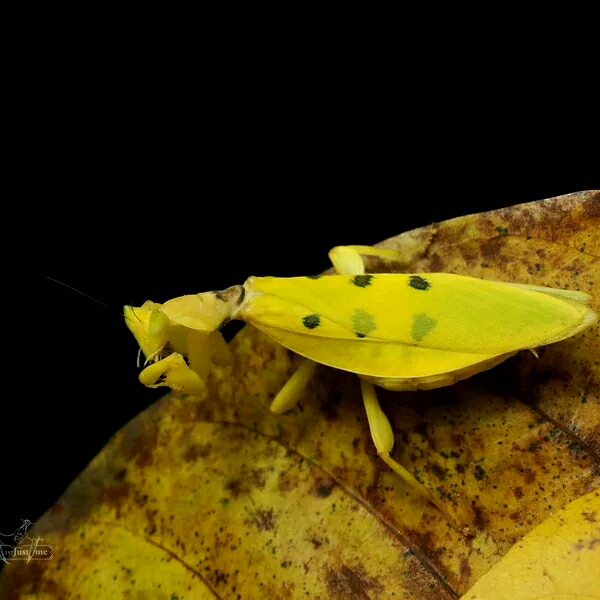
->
left=124, top=287, right=243, bottom=394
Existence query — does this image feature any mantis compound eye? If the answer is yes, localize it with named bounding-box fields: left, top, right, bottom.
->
left=149, top=309, right=169, bottom=337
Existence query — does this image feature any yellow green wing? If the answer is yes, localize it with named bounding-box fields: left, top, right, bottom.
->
left=243, top=274, right=595, bottom=355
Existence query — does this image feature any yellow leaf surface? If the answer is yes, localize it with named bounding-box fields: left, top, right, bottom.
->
left=1, top=191, right=598, bottom=599
left=460, top=490, right=600, bottom=600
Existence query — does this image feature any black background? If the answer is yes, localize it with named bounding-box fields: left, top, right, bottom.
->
left=3, top=80, right=598, bottom=548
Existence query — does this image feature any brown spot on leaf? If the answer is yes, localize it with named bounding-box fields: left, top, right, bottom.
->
left=582, top=511, right=597, bottom=523
left=224, top=466, right=268, bottom=498
left=225, top=479, right=242, bottom=498
left=451, top=433, right=466, bottom=448
left=459, top=557, right=472, bottom=586
left=184, top=443, right=212, bottom=462
left=278, top=469, right=298, bottom=493
left=120, top=417, right=159, bottom=469
left=408, top=530, right=445, bottom=564
left=429, top=252, right=444, bottom=271
left=114, top=468, right=127, bottom=482
left=459, top=246, right=478, bottom=265
left=430, top=464, right=447, bottom=481
left=582, top=195, right=600, bottom=218
left=569, top=442, right=583, bottom=455
left=325, top=565, right=383, bottom=600
left=246, top=508, right=276, bottom=531
left=480, top=237, right=507, bottom=263
left=473, top=465, right=486, bottom=481
left=195, top=401, right=215, bottom=422
left=102, top=483, right=132, bottom=519
left=513, top=487, right=524, bottom=499
left=315, top=476, right=337, bottom=498
left=145, top=508, right=158, bottom=535
left=472, top=504, right=486, bottom=530
left=430, top=221, right=468, bottom=248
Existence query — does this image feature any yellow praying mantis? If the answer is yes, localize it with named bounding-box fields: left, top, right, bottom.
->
left=124, top=245, right=596, bottom=531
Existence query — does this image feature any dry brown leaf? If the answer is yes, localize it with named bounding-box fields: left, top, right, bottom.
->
left=1, top=190, right=598, bottom=599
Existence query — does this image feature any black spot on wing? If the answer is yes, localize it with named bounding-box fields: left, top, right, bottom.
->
left=351, top=275, right=373, bottom=287
left=302, top=314, right=321, bottom=329
left=355, top=332, right=366, bottom=338
left=409, top=275, right=431, bottom=291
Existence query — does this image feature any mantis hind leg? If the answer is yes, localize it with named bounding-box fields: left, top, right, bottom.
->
left=360, top=379, right=468, bottom=533
left=331, top=245, right=470, bottom=532
left=268, top=245, right=470, bottom=531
